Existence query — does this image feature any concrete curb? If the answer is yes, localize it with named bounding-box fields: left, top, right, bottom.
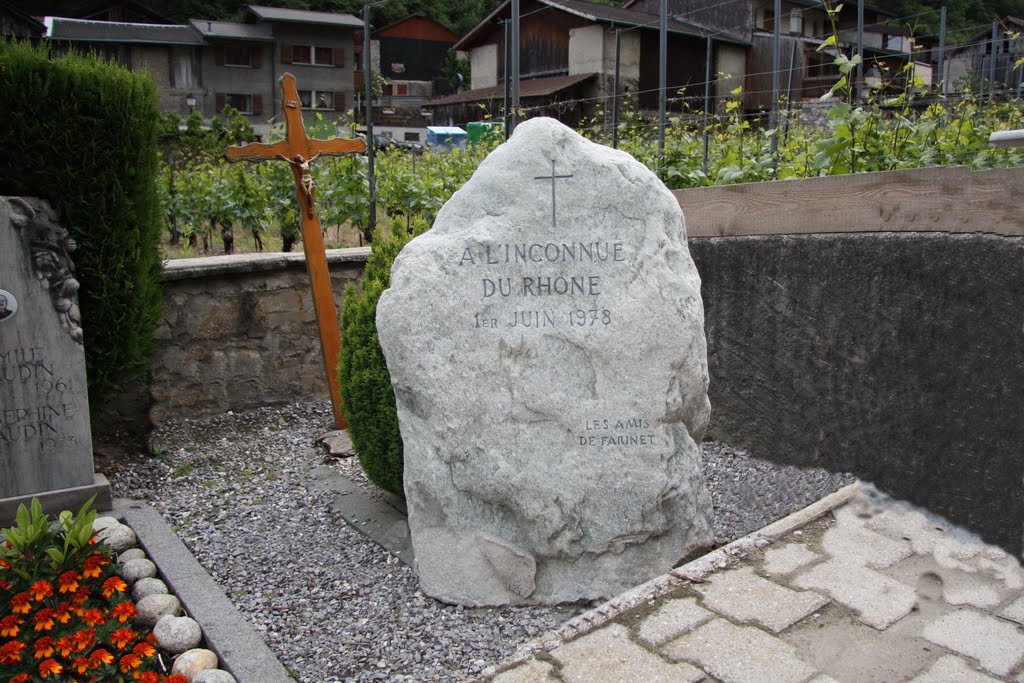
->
left=114, top=499, right=294, bottom=683
left=483, top=481, right=862, bottom=678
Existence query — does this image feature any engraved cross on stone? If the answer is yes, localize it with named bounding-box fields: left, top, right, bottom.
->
left=534, top=159, right=573, bottom=228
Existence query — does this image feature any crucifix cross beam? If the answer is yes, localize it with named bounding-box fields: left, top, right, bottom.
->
left=534, top=159, right=574, bottom=228
left=225, top=73, right=366, bottom=429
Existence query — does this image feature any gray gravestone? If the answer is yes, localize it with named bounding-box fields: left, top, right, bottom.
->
left=377, top=118, right=714, bottom=605
left=0, top=198, right=110, bottom=520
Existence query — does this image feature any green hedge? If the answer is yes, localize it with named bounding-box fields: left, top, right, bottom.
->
left=339, top=221, right=427, bottom=496
left=0, top=40, right=163, bottom=407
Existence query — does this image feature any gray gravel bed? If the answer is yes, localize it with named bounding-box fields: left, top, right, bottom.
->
left=105, top=401, right=853, bottom=682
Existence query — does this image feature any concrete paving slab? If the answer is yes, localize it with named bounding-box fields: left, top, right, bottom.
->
left=662, top=618, right=818, bottom=683
left=550, top=623, right=704, bottom=683
left=823, top=512, right=913, bottom=569
left=763, top=543, right=821, bottom=576
left=695, top=566, right=829, bottom=633
left=493, top=658, right=559, bottom=683
left=1000, top=595, right=1024, bottom=625
left=307, top=464, right=412, bottom=565
left=908, top=654, right=1003, bottom=682
left=792, top=558, right=917, bottom=630
left=883, top=554, right=1010, bottom=611
left=636, top=597, right=714, bottom=647
left=921, top=609, right=1024, bottom=676
left=808, top=676, right=840, bottom=683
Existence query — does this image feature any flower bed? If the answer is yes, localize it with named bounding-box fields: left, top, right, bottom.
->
left=0, top=499, right=219, bottom=682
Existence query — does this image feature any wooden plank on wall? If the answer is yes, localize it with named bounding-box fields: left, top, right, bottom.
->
left=675, top=166, right=1024, bottom=238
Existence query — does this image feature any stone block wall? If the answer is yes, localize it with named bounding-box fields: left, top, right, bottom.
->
left=100, top=249, right=369, bottom=429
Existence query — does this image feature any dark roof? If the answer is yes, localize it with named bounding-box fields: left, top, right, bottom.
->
left=455, top=0, right=749, bottom=51
left=189, top=18, right=273, bottom=42
left=0, top=2, right=45, bottom=33
left=46, top=17, right=204, bottom=44
left=7, top=0, right=171, bottom=23
left=246, top=5, right=362, bottom=28
left=947, top=16, right=1024, bottom=56
left=426, top=73, right=594, bottom=106
left=372, top=13, right=460, bottom=43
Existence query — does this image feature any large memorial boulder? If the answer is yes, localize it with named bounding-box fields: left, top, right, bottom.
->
left=376, top=117, right=713, bottom=605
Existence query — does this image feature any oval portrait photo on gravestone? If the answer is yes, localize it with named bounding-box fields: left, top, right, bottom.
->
left=0, top=289, right=17, bottom=322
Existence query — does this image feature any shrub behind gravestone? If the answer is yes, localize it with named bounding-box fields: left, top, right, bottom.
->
left=0, top=41, right=163, bottom=407
left=339, top=221, right=427, bottom=496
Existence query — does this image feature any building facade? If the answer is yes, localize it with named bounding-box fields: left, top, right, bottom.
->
left=45, top=4, right=361, bottom=137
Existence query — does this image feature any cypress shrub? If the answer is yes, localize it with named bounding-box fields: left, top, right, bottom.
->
left=339, top=220, right=427, bottom=496
left=0, top=41, right=164, bottom=407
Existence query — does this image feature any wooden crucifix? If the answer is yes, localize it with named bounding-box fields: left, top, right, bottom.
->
left=225, top=73, right=366, bottom=429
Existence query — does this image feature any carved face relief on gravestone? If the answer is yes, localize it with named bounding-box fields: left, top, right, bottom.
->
left=0, top=290, right=17, bottom=322
left=376, top=118, right=715, bottom=606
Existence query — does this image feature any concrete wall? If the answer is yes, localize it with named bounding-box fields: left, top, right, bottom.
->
left=471, top=44, right=498, bottom=89
left=677, top=167, right=1024, bottom=558
left=716, top=43, right=746, bottom=103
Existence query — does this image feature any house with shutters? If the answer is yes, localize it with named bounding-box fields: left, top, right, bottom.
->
left=44, top=4, right=361, bottom=136
left=426, top=0, right=749, bottom=130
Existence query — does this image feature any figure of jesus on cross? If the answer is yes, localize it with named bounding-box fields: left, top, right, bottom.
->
left=225, top=73, right=366, bottom=429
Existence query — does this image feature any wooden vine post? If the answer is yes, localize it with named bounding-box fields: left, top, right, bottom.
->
left=225, top=73, right=366, bottom=429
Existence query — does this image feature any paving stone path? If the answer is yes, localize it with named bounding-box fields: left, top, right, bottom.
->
left=486, top=485, right=1024, bottom=683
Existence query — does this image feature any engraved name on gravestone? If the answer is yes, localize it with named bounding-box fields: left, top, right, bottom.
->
left=0, top=198, right=108, bottom=515
left=377, top=118, right=714, bottom=606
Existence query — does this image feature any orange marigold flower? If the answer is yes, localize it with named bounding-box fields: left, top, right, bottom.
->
left=72, top=656, right=90, bottom=673
left=0, top=640, right=27, bottom=664
left=82, top=553, right=109, bottom=578
left=164, top=675, right=189, bottom=683
left=55, top=636, right=74, bottom=657
left=0, top=578, right=10, bottom=591
left=112, top=601, right=137, bottom=623
left=53, top=602, right=72, bottom=624
left=29, top=579, right=54, bottom=601
left=38, top=658, right=63, bottom=678
left=89, top=647, right=114, bottom=666
left=71, top=585, right=90, bottom=604
left=58, top=570, right=81, bottom=593
left=9, top=673, right=31, bottom=683
left=33, top=607, right=55, bottom=631
left=132, top=640, right=156, bottom=658
left=110, top=627, right=137, bottom=650
left=102, top=576, right=127, bottom=598
left=10, top=591, right=31, bottom=614
left=82, top=608, right=105, bottom=627
left=0, top=558, right=9, bottom=569
left=134, top=671, right=159, bottom=683
left=146, top=631, right=157, bottom=646
left=33, top=635, right=54, bottom=659
left=72, top=627, right=96, bottom=651
left=0, top=613, right=23, bottom=637
left=119, top=652, right=143, bottom=672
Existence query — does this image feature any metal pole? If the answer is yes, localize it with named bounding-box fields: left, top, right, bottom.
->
left=990, top=21, right=999, bottom=101
left=363, top=4, right=376, bottom=236
left=784, top=37, right=796, bottom=143
left=937, top=6, right=946, bottom=94
left=658, top=0, right=667, bottom=154
left=510, top=0, right=520, bottom=133
left=856, top=0, right=864, bottom=101
left=703, top=35, right=711, bottom=175
left=612, top=28, right=621, bottom=149
left=503, top=20, right=511, bottom=140
left=770, top=0, right=781, bottom=167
